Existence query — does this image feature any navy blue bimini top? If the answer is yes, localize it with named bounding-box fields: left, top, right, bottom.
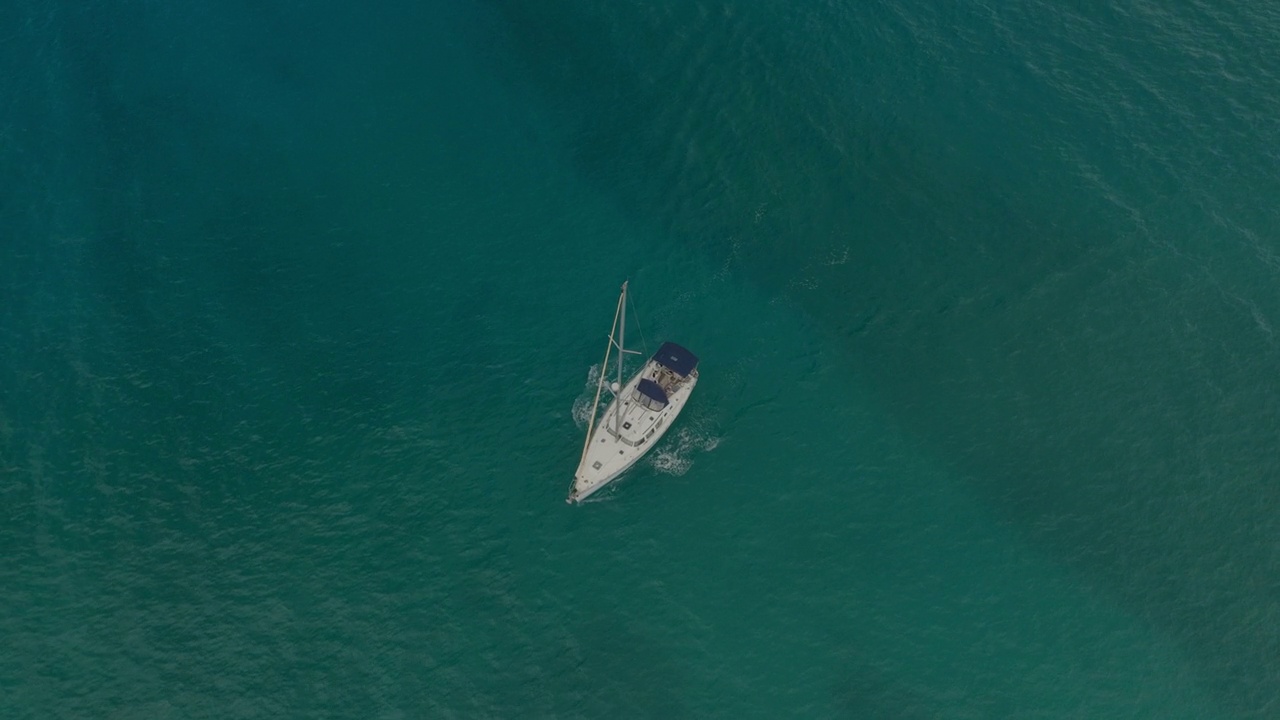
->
left=652, top=342, right=698, bottom=377
left=636, top=378, right=668, bottom=407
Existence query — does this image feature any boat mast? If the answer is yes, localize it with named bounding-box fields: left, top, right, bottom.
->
left=615, top=280, right=627, bottom=432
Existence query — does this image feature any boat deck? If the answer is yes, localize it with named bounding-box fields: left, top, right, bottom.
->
left=570, top=363, right=697, bottom=502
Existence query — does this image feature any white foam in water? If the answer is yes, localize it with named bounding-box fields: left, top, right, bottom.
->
left=571, top=364, right=602, bottom=429
left=649, top=423, right=721, bottom=476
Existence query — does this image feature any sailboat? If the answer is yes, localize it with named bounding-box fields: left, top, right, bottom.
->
left=569, top=281, right=699, bottom=503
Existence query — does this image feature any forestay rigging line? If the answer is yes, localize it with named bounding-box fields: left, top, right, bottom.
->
left=578, top=286, right=626, bottom=469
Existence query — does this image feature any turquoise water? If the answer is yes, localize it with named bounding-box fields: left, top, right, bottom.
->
left=3, top=1, right=1278, bottom=717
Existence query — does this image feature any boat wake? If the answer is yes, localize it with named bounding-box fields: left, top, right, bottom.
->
left=649, top=423, right=721, bottom=476
left=571, top=364, right=603, bottom=429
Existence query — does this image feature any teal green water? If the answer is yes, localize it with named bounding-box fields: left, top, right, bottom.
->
left=3, top=1, right=1278, bottom=717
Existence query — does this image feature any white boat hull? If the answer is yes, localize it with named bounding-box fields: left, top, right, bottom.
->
left=569, top=364, right=698, bottom=503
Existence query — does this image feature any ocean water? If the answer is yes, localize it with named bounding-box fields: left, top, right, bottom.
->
left=3, top=0, right=1278, bottom=717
